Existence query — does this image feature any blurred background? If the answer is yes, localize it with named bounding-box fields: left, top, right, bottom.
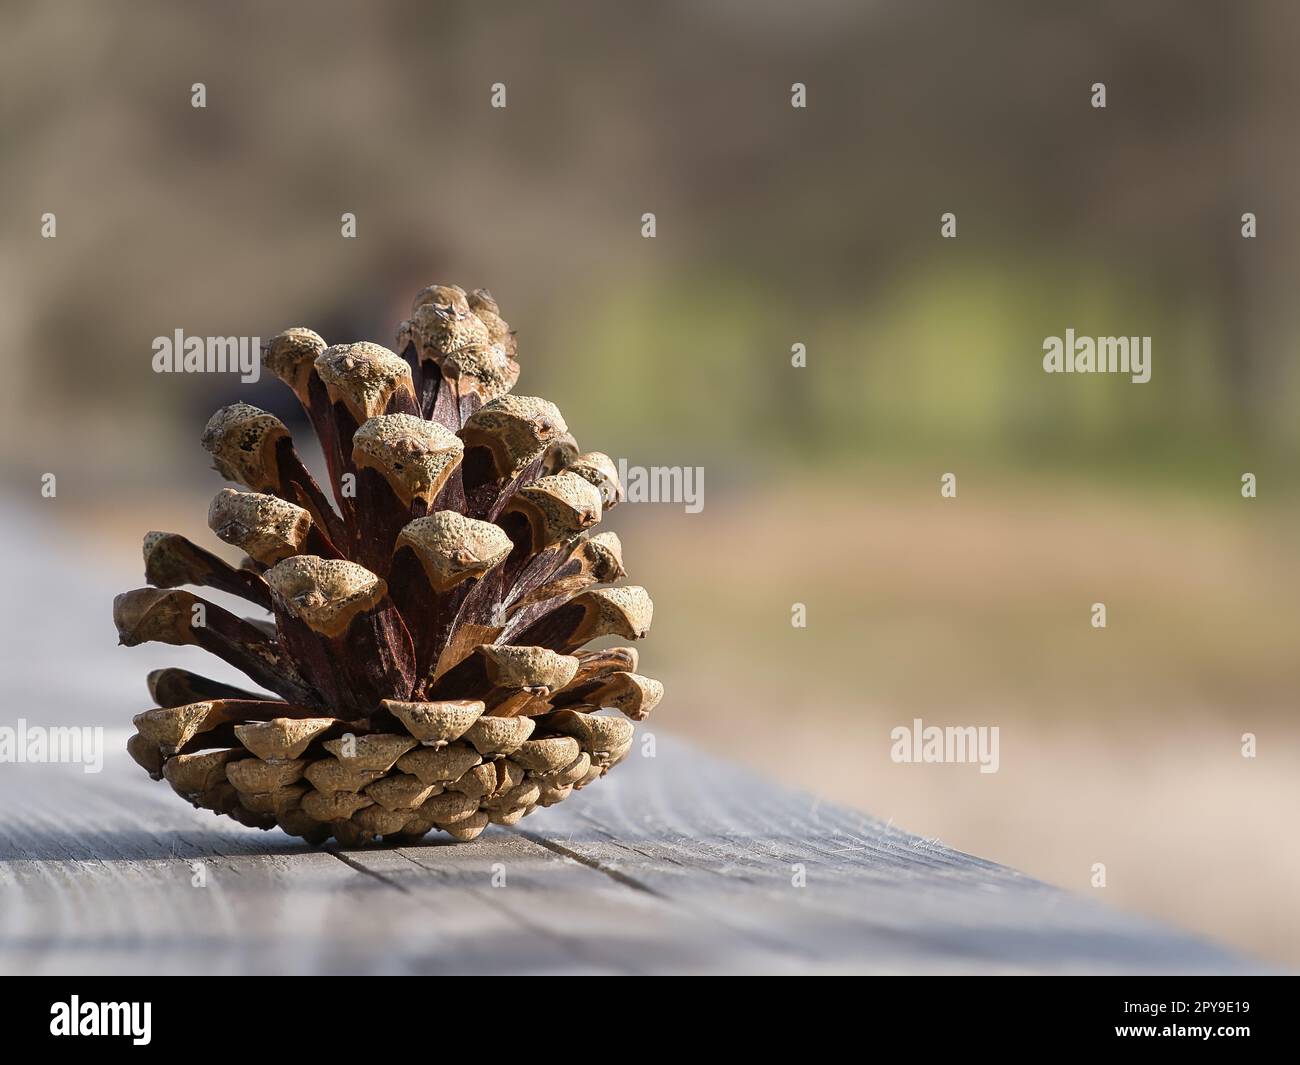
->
left=1, top=0, right=1297, bottom=963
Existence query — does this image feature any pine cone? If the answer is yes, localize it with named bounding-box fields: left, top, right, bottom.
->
left=116, top=284, right=662, bottom=846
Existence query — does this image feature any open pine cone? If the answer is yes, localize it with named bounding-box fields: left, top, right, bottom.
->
left=115, top=284, right=661, bottom=846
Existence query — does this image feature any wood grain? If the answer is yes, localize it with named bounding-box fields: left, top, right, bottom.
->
left=0, top=732, right=1255, bottom=974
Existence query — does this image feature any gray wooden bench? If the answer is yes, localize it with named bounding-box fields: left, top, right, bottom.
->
left=0, top=506, right=1258, bottom=974
left=0, top=734, right=1256, bottom=975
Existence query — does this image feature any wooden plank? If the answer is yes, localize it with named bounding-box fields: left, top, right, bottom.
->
left=0, top=730, right=1256, bottom=974
left=509, top=737, right=1258, bottom=974
left=0, top=750, right=792, bottom=974
left=0, top=753, right=622, bottom=975
left=341, top=836, right=801, bottom=975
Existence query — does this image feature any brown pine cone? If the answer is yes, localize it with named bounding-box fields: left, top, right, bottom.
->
left=116, top=284, right=662, bottom=845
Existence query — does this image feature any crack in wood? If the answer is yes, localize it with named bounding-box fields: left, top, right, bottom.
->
left=326, top=846, right=413, bottom=893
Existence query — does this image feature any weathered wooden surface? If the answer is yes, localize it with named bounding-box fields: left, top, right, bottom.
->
left=0, top=733, right=1256, bottom=975
left=0, top=506, right=1259, bottom=974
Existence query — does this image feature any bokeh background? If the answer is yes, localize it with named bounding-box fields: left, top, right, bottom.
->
left=2, top=0, right=1297, bottom=963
